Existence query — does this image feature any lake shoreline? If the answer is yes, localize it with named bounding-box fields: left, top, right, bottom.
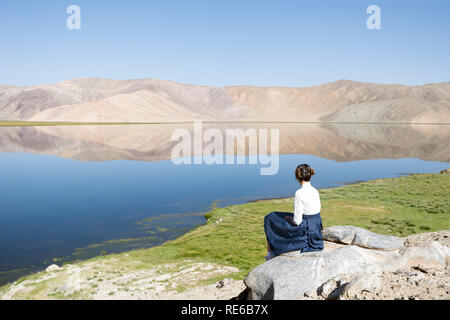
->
left=1, top=171, right=448, bottom=299
left=0, top=172, right=414, bottom=286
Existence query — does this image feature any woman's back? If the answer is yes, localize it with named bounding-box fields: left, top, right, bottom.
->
left=293, top=181, right=321, bottom=225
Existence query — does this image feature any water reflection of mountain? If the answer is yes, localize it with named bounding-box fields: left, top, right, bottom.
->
left=0, top=124, right=448, bottom=162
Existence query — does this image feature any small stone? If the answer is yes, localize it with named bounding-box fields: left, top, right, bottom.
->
left=45, top=264, right=60, bottom=273
left=216, top=278, right=232, bottom=289
left=59, top=285, right=70, bottom=292
left=304, top=290, right=315, bottom=298
left=318, top=279, right=340, bottom=298
left=339, top=274, right=383, bottom=299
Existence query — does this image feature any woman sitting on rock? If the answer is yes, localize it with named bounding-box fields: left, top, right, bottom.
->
left=264, top=164, right=324, bottom=260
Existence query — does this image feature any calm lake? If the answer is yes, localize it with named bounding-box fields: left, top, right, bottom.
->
left=0, top=123, right=449, bottom=285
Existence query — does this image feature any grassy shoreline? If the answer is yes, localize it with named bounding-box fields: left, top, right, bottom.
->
left=1, top=172, right=449, bottom=299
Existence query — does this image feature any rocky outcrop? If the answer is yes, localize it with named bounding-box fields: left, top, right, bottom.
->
left=322, top=226, right=405, bottom=250
left=308, top=267, right=450, bottom=300
left=243, top=227, right=450, bottom=300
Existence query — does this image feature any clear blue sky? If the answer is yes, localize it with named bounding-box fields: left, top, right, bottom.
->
left=0, top=0, right=449, bottom=87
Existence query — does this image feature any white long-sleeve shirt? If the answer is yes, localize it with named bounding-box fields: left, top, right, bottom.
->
left=293, top=181, right=321, bottom=225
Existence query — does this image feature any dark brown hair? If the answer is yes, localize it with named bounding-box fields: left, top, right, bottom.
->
left=295, top=164, right=316, bottom=183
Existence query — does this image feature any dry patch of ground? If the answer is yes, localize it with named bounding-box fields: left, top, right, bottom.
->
left=404, top=230, right=450, bottom=247
left=0, top=258, right=244, bottom=300
left=306, top=268, right=450, bottom=300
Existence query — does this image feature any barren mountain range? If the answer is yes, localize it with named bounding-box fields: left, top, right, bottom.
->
left=0, top=78, right=449, bottom=123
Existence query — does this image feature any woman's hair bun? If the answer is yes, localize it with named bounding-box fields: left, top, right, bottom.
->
left=295, top=164, right=315, bottom=182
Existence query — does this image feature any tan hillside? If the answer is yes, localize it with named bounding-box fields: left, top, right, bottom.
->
left=30, top=91, right=214, bottom=123
left=0, top=78, right=449, bottom=123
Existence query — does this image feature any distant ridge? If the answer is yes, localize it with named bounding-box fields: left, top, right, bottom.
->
left=0, top=85, right=16, bottom=91
left=0, top=78, right=449, bottom=123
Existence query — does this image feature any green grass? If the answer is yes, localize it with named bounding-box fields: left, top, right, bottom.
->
left=112, top=172, right=450, bottom=280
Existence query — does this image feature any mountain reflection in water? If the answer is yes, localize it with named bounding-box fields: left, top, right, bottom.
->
left=0, top=123, right=448, bottom=162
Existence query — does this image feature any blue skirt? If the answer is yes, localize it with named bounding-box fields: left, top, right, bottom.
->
left=264, top=211, right=324, bottom=256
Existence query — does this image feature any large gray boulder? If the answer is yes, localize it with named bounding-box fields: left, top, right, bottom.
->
left=243, top=227, right=450, bottom=300
left=322, top=226, right=405, bottom=250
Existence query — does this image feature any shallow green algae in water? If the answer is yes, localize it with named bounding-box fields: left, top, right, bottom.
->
left=0, top=211, right=207, bottom=287
left=52, top=211, right=208, bottom=263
